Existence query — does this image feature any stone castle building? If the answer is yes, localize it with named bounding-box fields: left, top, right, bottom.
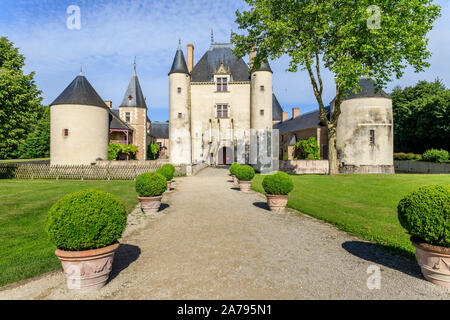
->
left=168, top=39, right=283, bottom=167
left=275, top=78, right=394, bottom=174
left=50, top=63, right=152, bottom=165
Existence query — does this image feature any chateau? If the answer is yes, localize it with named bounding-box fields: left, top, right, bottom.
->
left=49, top=37, right=393, bottom=174
left=168, top=39, right=282, bottom=168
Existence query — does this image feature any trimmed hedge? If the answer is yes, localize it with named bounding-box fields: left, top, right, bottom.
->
left=398, top=184, right=449, bottom=247
left=230, top=162, right=240, bottom=176
left=45, top=189, right=127, bottom=251
left=156, top=165, right=174, bottom=182
left=162, top=164, right=175, bottom=176
left=394, top=153, right=422, bottom=161
left=135, top=172, right=167, bottom=197
left=422, top=149, right=449, bottom=163
left=262, top=171, right=294, bottom=195
left=236, top=165, right=255, bottom=181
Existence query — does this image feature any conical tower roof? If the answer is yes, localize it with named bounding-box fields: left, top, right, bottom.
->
left=253, top=59, right=272, bottom=73
left=168, top=41, right=189, bottom=75
left=119, top=63, right=147, bottom=109
left=50, top=72, right=107, bottom=108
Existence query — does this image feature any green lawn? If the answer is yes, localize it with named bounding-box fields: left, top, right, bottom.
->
left=252, top=174, right=450, bottom=259
left=0, top=180, right=138, bottom=287
left=0, top=158, right=50, bottom=163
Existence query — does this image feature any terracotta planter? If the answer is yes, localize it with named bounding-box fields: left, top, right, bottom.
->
left=266, top=194, right=289, bottom=212
left=55, top=243, right=119, bottom=291
left=232, top=175, right=238, bottom=184
left=412, top=237, right=450, bottom=288
left=138, top=195, right=163, bottom=215
left=238, top=180, right=251, bottom=192
left=167, top=180, right=172, bottom=190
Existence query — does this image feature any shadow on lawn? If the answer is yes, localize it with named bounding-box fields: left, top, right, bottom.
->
left=342, top=241, right=423, bottom=280
left=108, top=244, right=141, bottom=283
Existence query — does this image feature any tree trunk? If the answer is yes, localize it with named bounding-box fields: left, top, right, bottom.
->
left=327, top=125, right=339, bottom=175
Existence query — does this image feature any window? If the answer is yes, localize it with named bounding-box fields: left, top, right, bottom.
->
left=217, top=105, right=228, bottom=118
left=63, top=129, right=69, bottom=137
left=260, top=85, right=265, bottom=91
left=217, top=77, right=228, bottom=92
left=177, top=87, right=182, bottom=93
left=260, top=109, right=265, bottom=116
left=125, top=112, right=131, bottom=123
left=178, top=113, right=182, bottom=119
left=369, top=130, right=375, bottom=145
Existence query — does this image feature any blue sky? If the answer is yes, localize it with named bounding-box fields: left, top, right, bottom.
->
left=1, top=0, right=449, bottom=122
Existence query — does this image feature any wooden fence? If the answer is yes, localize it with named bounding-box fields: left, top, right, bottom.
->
left=0, top=163, right=174, bottom=180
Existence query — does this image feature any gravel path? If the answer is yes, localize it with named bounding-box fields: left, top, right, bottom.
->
left=1, top=167, right=448, bottom=299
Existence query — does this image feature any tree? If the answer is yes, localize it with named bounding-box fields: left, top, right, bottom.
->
left=232, top=0, right=441, bottom=174
left=0, top=37, right=43, bottom=159
left=17, top=105, right=50, bottom=159
left=391, top=79, right=450, bottom=153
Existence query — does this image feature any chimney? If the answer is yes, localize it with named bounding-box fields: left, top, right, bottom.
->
left=187, top=44, right=194, bottom=73
left=104, top=100, right=112, bottom=108
left=282, top=112, right=289, bottom=122
left=292, top=107, right=300, bottom=119
left=250, top=47, right=255, bottom=68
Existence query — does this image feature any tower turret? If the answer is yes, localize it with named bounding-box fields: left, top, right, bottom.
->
left=50, top=71, right=109, bottom=165
left=334, top=78, right=394, bottom=174
left=251, top=59, right=273, bottom=172
left=119, top=60, right=148, bottom=160
left=169, top=41, right=192, bottom=165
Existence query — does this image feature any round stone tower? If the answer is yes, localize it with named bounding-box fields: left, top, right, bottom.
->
left=50, top=71, right=109, bottom=165
left=335, top=78, right=394, bottom=174
left=250, top=60, right=273, bottom=173
left=169, top=41, right=192, bottom=165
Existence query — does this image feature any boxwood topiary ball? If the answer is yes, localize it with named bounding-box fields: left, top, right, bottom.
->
left=156, top=166, right=174, bottom=182
left=230, top=162, right=240, bottom=176
left=398, top=184, right=449, bottom=247
left=135, top=172, right=168, bottom=197
left=262, top=171, right=294, bottom=195
left=45, top=189, right=127, bottom=251
left=161, top=164, right=175, bottom=176
left=235, top=165, right=255, bottom=181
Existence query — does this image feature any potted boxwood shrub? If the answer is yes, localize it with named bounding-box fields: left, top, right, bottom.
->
left=262, top=171, right=294, bottom=212
left=235, top=165, right=255, bottom=192
left=398, top=184, right=450, bottom=288
left=229, top=162, right=240, bottom=184
left=156, top=164, right=175, bottom=190
left=45, top=189, right=128, bottom=291
left=136, top=172, right=168, bottom=214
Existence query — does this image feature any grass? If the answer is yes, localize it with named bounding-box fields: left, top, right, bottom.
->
left=252, top=174, right=450, bottom=259
left=0, top=179, right=138, bottom=287
left=0, top=158, right=50, bottom=163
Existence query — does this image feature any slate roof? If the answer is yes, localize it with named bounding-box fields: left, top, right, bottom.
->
left=119, top=68, right=147, bottom=109
left=254, top=60, right=273, bottom=73
left=272, top=94, right=283, bottom=122
left=340, top=78, right=391, bottom=101
left=283, top=134, right=297, bottom=147
left=109, top=109, right=132, bottom=130
left=191, top=43, right=250, bottom=82
left=50, top=74, right=107, bottom=108
left=150, top=122, right=169, bottom=139
left=169, top=44, right=189, bottom=75
left=274, top=106, right=331, bottom=135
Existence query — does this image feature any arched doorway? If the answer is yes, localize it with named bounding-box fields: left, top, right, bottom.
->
left=218, top=147, right=233, bottom=165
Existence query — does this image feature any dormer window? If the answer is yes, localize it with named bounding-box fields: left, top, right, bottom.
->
left=217, top=78, right=228, bottom=92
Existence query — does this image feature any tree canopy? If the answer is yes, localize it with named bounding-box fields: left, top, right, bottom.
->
left=232, top=0, right=441, bottom=174
left=0, top=37, right=43, bottom=159
left=392, top=79, right=450, bottom=154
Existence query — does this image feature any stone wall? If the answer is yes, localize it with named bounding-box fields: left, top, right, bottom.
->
left=394, top=160, right=450, bottom=174
left=279, top=160, right=329, bottom=175
left=96, top=160, right=169, bottom=167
